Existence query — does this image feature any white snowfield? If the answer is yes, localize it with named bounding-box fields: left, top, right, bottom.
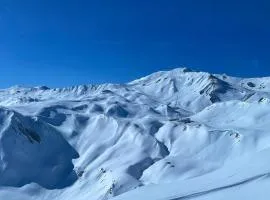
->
left=0, top=68, right=270, bottom=200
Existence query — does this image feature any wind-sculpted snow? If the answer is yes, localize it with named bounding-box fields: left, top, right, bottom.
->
left=0, top=68, right=270, bottom=200
left=0, top=107, right=79, bottom=189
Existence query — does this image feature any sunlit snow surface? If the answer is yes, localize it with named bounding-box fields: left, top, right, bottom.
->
left=0, top=68, right=270, bottom=200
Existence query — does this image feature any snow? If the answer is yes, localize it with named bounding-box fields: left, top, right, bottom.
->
left=0, top=67, right=270, bottom=200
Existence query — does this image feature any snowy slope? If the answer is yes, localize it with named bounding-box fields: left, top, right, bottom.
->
left=0, top=68, right=270, bottom=200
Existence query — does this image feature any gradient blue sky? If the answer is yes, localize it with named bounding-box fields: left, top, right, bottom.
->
left=0, top=0, right=269, bottom=88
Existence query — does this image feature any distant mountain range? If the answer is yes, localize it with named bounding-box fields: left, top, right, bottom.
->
left=0, top=68, right=270, bottom=200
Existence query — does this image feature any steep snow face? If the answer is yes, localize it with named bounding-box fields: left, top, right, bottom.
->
left=0, top=108, right=79, bottom=189
left=0, top=68, right=270, bottom=200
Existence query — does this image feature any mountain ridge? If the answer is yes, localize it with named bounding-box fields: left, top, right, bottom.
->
left=0, top=68, right=270, bottom=200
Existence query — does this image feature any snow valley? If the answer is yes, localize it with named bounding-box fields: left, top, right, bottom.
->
left=0, top=68, right=270, bottom=200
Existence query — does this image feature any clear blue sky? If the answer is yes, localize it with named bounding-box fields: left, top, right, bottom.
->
left=0, top=0, right=269, bottom=88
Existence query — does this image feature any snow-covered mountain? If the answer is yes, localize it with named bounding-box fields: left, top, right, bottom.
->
left=0, top=68, right=270, bottom=200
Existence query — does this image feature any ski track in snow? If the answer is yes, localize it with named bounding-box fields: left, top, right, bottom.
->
left=170, top=173, right=269, bottom=200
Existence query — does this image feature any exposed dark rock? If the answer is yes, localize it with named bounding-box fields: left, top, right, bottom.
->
left=247, top=82, right=256, bottom=88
